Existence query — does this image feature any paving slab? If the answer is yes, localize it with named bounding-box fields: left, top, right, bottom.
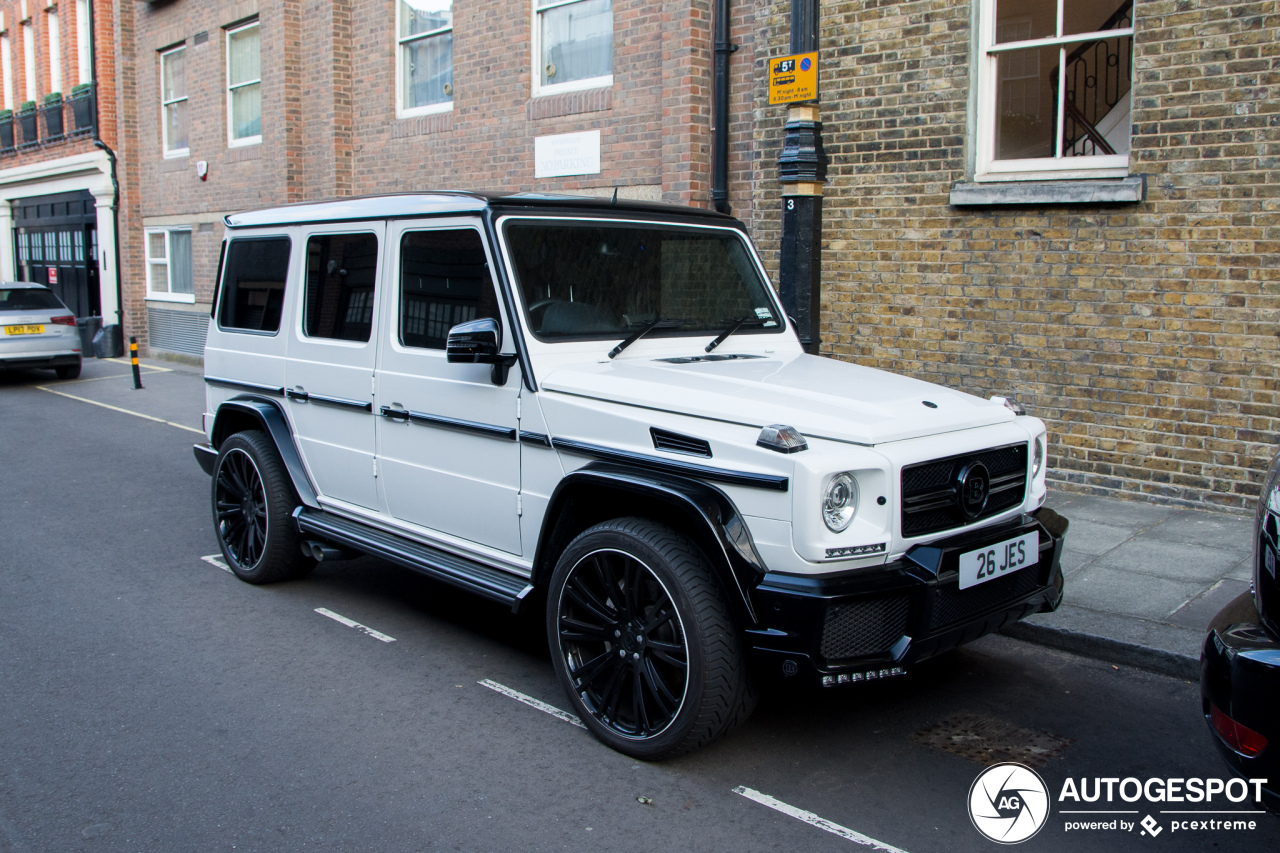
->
left=1057, top=546, right=1095, bottom=576
left=1091, top=537, right=1248, bottom=584
left=1043, top=492, right=1178, bottom=528
left=1063, top=563, right=1207, bottom=621
left=1167, top=578, right=1252, bottom=632
left=1151, top=509, right=1257, bottom=548
left=1006, top=604, right=1203, bottom=680
left=1224, top=558, right=1254, bottom=582
left=1061, top=518, right=1135, bottom=556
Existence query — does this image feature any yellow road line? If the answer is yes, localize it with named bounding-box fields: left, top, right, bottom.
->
left=36, top=385, right=205, bottom=434
left=56, top=367, right=168, bottom=385
left=101, top=357, right=174, bottom=373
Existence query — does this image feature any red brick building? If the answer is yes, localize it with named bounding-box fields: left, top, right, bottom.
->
left=118, top=0, right=761, bottom=359
left=0, top=0, right=122, bottom=333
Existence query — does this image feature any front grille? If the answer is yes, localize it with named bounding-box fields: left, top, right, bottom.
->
left=930, top=565, right=1043, bottom=630
left=650, top=427, right=712, bottom=457
left=901, top=444, right=1028, bottom=537
left=819, top=595, right=910, bottom=661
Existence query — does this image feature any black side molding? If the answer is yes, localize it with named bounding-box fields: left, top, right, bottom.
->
left=380, top=406, right=518, bottom=440
left=206, top=376, right=284, bottom=396
left=551, top=438, right=788, bottom=492
left=294, top=507, right=534, bottom=612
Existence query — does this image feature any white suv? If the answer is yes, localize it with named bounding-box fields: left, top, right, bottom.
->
left=195, top=192, right=1068, bottom=759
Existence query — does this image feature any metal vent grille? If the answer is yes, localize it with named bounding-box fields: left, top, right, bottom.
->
left=930, top=566, right=1043, bottom=630
left=901, top=444, right=1028, bottom=538
left=650, top=427, right=712, bottom=458
left=819, top=595, right=910, bottom=661
left=147, top=307, right=209, bottom=357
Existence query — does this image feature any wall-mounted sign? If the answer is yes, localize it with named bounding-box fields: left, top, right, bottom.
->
left=534, top=130, right=602, bottom=178
left=48, top=266, right=57, bottom=285
left=768, top=52, right=819, bottom=105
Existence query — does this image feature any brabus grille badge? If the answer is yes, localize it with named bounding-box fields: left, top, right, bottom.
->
left=912, top=712, right=1072, bottom=768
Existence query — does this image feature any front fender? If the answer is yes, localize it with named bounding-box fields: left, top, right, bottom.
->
left=533, top=462, right=768, bottom=626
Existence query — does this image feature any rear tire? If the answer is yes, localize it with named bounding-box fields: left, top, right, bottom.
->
left=212, top=431, right=315, bottom=583
left=55, top=361, right=81, bottom=380
left=547, top=517, right=756, bottom=759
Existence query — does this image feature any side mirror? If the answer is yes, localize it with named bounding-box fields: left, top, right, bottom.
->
left=446, top=318, right=517, bottom=386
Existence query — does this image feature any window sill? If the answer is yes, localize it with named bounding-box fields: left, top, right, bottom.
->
left=527, top=85, right=611, bottom=121
left=145, top=293, right=196, bottom=305
left=949, top=176, right=1145, bottom=207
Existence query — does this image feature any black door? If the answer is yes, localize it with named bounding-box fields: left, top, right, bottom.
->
left=12, top=191, right=100, bottom=318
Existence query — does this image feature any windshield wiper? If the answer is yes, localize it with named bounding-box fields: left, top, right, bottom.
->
left=704, top=316, right=769, bottom=353
left=608, top=317, right=687, bottom=359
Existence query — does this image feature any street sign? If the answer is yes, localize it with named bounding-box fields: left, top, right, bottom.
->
left=48, top=266, right=58, bottom=285
left=768, top=52, right=818, bottom=105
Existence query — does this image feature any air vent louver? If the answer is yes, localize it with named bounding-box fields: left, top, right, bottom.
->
left=650, top=428, right=712, bottom=458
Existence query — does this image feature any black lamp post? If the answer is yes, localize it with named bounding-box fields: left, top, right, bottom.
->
left=777, top=0, right=827, bottom=354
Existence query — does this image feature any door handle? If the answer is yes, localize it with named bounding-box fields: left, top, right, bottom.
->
left=379, top=405, right=410, bottom=422
left=285, top=388, right=309, bottom=401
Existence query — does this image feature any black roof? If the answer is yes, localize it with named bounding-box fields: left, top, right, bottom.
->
left=223, top=191, right=737, bottom=229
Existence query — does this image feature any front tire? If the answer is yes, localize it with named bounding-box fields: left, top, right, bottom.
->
left=212, top=431, right=314, bottom=583
left=547, top=518, right=756, bottom=759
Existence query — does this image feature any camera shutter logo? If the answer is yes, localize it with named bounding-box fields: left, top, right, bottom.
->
left=968, top=763, right=1050, bottom=844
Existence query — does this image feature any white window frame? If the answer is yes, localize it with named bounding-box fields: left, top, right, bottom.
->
left=76, top=0, right=92, bottom=84
left=530, top=0, right=613, bottom=99
left=47, top=9, right=61, bottom=95
left=160, top=45, right=188, bottom=158
left=145, top=227, right=195, bottom=303
left=974, top=0, right=1133, bottom=182
left=225, top=20, right=261, bottom=148
left=2, top=35, right=13, bottom=111
left=22, top=21, right=35, bottom=104
left=395, top=1, right=453, bottom=118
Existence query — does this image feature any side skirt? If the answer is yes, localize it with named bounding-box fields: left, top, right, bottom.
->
left=293, top=507, right=534, bottom=613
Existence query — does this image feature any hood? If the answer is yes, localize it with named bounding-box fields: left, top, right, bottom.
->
left=540, top=353, right=1014, bottom=445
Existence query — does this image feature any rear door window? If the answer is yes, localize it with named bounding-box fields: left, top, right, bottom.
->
left=217, top=237, right=291, bottom=333
left=302, top=233, right=380, bottom=343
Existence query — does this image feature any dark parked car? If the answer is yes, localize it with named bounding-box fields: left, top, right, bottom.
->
left=1201, top=450, right=1280, bottom=810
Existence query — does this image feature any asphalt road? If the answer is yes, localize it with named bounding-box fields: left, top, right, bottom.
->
left=2, top=358, right=1277, bottom=852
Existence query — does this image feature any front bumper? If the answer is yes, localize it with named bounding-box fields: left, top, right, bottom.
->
left=1200, top=592, right=1280, bottom=808
left=746, top=507, right=1067, bottom=687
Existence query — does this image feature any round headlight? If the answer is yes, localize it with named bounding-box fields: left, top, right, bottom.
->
left=823, top=472, right=858, bottom=533
left=1032, top=436, right=1045, bottom=478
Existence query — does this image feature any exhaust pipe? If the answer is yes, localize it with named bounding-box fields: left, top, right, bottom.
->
left=301, top=540, right=356, bottom=562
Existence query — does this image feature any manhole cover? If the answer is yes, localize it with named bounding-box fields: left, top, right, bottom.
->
left=912, top=712, right=1071, bottom=767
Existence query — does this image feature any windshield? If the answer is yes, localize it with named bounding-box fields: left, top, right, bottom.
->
left=503, top=220, right=782, bottom=342
left=0, top=288, right=65, bottom=311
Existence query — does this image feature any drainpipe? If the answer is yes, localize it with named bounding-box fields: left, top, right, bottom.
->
left=87, top=2, right=123, bottom=327
left=711, top=0, right=735, bottom=214
left=777, top=0, right=826, bottom=354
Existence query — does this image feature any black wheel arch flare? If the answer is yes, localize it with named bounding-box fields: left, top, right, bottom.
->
left=210, top=395, right=319, bottom=509
left=532, top=463, right=768, bottom=627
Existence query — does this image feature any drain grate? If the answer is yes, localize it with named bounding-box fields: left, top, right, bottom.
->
left=911, top=712, right=1071, bottom=768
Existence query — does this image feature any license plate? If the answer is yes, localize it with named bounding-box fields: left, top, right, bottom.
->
left=4, top=324, right=44, bottom=335
left=958, top=532, right=1039, bottom=590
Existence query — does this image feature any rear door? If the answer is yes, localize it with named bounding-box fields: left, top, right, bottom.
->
left=284, top=223, right=386, bottom=511
left=374, top=219, right=523, bottom=555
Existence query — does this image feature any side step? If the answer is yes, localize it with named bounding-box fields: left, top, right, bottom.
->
left=293, top=507, right=534, bottom=612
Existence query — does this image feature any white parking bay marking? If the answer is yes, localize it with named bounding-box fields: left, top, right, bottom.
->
left=733, top=787, right=910, bottom=853
left=200, top=554, right=232, bottom=573
left=478, top=679, right=586, bottom=729
left=36, top=386, right=204, bottom=434
left=314, top=608, right=396, bottom=643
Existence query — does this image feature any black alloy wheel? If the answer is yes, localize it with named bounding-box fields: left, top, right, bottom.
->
left=548, top=518, right=756, bottom=759
left=558, top=548, right=690, bottom=740
left=215, top=447, right=268, bottom=568
left=211, top=431, right=314, bottom=584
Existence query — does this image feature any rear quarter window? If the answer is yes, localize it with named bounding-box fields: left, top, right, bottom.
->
left=217, top=237, right=292, bottom=334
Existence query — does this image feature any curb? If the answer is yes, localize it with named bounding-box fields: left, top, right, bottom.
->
left=1000, top=622, right=1201, bottom=683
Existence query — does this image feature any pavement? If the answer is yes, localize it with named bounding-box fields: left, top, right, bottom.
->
left=16, top=354, right=1252, bottom=685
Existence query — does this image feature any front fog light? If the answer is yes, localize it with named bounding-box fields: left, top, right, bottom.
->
left=823, top=472, right=858, bottom=532
left=1032, top=436, right=1044, bottom=478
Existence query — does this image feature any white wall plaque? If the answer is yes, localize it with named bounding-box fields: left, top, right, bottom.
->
left=534, top=130, right=601, bottom=179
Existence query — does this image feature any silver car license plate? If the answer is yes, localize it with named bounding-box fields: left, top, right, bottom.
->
left=958, top=532, right=1039, bottom=590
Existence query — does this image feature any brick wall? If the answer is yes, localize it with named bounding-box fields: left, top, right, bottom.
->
left=750, top=0, right=1280, bottom=510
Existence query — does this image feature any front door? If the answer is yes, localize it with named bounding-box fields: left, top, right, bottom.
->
left=374, top=220, right=522, bottom=555
left=285, top=223, right=386, bottom=511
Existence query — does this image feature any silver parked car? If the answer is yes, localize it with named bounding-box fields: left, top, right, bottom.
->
left=0, top=282, right=82, bottom=379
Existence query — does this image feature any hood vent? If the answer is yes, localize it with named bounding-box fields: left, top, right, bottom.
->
left=650, top=427, right=712, bottom=458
